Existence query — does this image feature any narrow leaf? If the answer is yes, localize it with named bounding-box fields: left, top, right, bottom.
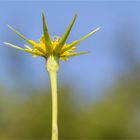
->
left=55, top=14, right=77, bottom=53
left=42, top=12, right=52, bottom=52
left=77, top=27, right=100, bottom=43
left=7, top=25, right=35, bottom=46
left=3, top=42, right=25, bottom=51
left=60, top=27, right=100, bottom=54
left=24, top=45, right=32, bottom=50
left=67, top=51, right=89, bottom=57
left=4, top=42, right=46, bottom=58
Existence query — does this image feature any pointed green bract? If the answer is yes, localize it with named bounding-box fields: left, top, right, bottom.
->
left=67, top=51, right=89, bottom=57
left=60, top=27, right=100, bottom=54
left=3, top=42, right=46, bottom=57
left=55, top=14, right=77, bottom=54
left=24, top=45, right=32, bottom=50
left=77, top=27, right=100, bottom=44
left=7, top=25, right=36, bottom=47
left=3, top=42, right=25, bottom=51
left=42, top=12, right=52, bottom=52
left=3, top=42, right=33, bottom=54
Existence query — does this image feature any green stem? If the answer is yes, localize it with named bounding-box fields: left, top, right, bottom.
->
left=46, top=55, right=59, bottom=140
left=49, top=71, right=58, bottom=140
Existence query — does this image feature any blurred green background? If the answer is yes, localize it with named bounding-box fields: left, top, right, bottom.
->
left=0, top=0, right=140, bottom=139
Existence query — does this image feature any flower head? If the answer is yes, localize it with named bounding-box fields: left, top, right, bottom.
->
left=4, top=13, right=100, bottom=61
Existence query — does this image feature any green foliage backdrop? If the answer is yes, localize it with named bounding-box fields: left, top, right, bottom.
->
left=0, top=68, right=140, bottom=139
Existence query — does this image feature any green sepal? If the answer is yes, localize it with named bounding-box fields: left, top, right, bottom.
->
left=3, top=42, right=25, bottom=51
left=24, top=45, right=32, bottom=49
left=4, top=42, right=46, bottom=58
left=60, top=27, right=100, bottom=54
left=42, top=12, right=52, bottom=52
left=54, top=14, right=77, bottom=54
left=67, top=51, right=89, bottom=57
left=7, top=25, right=35, bottom=47
left=4, top=42, right=33, bottom=54
left=77, top=27, right=100, bottom=43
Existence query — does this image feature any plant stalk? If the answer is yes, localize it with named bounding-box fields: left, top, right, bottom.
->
left=46, top=55, right=59, bottom=140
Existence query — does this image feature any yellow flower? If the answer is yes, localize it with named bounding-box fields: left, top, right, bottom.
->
left=4, top=13, right=100, bottom=61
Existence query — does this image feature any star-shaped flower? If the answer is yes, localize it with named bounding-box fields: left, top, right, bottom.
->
left=4, top=13, right=100, bottom=61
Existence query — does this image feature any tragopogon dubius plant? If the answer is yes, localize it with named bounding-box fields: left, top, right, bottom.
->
left=4, top=13, right=100, bottom=140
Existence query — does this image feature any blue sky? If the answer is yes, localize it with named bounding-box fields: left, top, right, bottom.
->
left=0, top=1, right=140, bottom=99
